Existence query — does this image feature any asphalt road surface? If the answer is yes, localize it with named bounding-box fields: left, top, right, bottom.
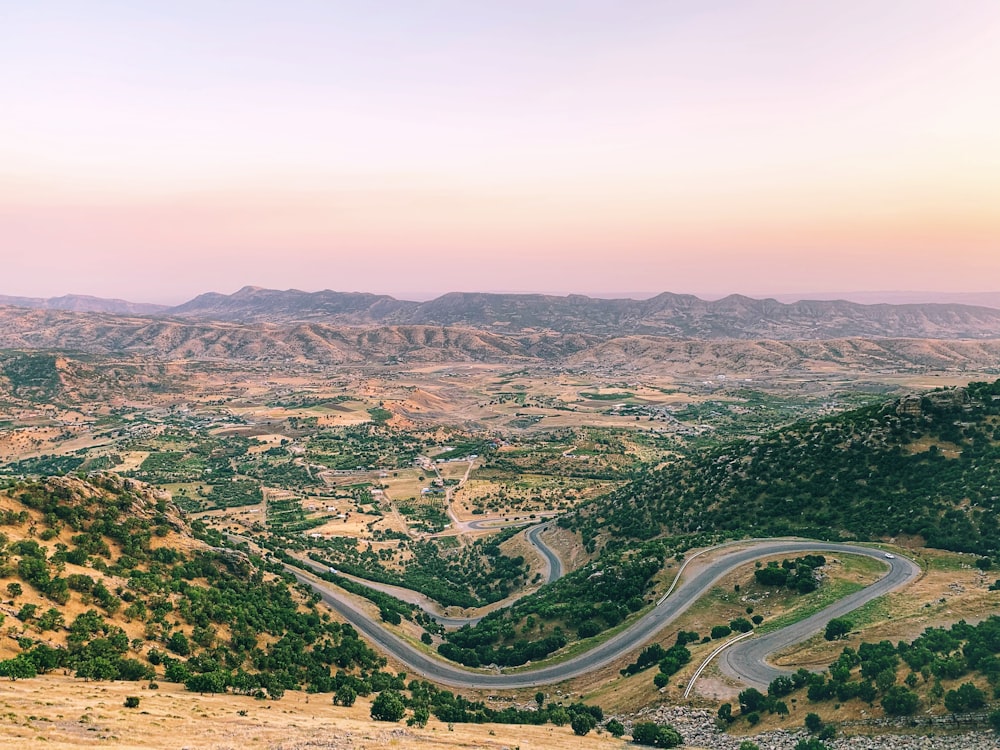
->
left=525, top=524, right=562, bottom=583
left=290, top=521, right=564, bottom=629
left=719, top=546, right=920, bottom=688
left=288, top=539, right=919, bottom=689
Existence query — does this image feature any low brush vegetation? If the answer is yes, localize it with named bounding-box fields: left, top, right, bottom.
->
left=719, top=616, right=1000, bottom=736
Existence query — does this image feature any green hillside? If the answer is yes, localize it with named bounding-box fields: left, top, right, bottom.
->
left=437, top=380, right=1000, bottom=665
left=0, top=474, right=395, bottom=696
left=566, top=379, right=1000, bottom=556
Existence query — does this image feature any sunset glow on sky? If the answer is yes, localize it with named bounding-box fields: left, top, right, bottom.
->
left=3, top=1, right=999, bottom=302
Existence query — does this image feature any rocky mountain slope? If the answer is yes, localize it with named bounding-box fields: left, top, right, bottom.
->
left=0, top=307, right=595, bottom=364
left=163, top=287, right=1000, bottom=340
left=0, top=293, right=167, bottom=315
left=2, top=305, right=1000, bottom=374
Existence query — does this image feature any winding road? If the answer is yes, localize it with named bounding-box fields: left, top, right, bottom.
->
left=525, top=524, right=562, bottom=581
left=280, top=519, right=565, bottom=630
left=287, top=538, right=920, bottom=690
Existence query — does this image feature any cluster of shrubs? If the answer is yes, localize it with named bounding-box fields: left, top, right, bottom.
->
left=753, top=555, right=826, bottom=594
left=715, top=616, right=1000, bottom=750
left=804, top=617, right=1000, bottom=716
left=620, top=631, right=697, bottom=687
left=358, top=681, right=688, bottom=744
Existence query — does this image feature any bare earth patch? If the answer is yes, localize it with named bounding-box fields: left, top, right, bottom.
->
left=0, top=677, right=625, bottom=750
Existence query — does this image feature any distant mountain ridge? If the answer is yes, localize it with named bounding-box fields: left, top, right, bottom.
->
left=0, top=293, right=167, bottom=316
left=166, top=285, right=415, bottom=322
left=163, top=286, right=1000, bottom=340
left=767, top=290, right=1000, bottom=309
left=2, top=305, right=1000, bottom=374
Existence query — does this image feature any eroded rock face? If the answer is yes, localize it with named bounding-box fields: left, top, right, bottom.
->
left=896, top=388, right=970, bottom=418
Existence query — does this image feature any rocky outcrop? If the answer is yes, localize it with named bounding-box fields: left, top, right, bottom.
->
left=626, top=705, right=999, bottom=750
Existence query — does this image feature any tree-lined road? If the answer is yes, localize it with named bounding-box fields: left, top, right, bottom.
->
left=286, top=520, right=565, bottom=630
left=288, top=539, right=920, bottom=689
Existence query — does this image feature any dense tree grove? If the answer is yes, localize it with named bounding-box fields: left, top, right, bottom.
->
left=620, top=632, right=697, bottom=683
left=564, top=381, right=1000, bottom=555
left=753, top=555, right=825, bottom=594
left=435, top=539, right=671, bottom=667
left=396, top=679, right=607, bottom=730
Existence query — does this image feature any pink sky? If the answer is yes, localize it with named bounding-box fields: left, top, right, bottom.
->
left=2, top=1, right=999, bottom=303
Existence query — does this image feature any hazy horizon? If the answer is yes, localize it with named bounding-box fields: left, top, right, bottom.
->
left=4, top=2, right=998, bottom=302
left=5, top=285, right=1000, bottom=310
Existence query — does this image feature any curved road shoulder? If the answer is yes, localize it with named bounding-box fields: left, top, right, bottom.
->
left=718, top=547, right=920, bottom=688
left=288, top=539, right=919, bottom=690
left=289, top=521, right=564, bottom=629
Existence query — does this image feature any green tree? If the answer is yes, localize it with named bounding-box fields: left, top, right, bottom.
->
left=881, top=686, right=919, bottom=716
left=739, top=687, right=767, bottom=713
left=631, top=721, right=682, bottom=747
left=16, top=603, right=37, bottom=622
left=0, top=655, right=38, bottom=680
left=824, top=618, right=852, bottom=641
left=804, top=712, right=823, bottom=732
left=730, top=617, right=753, bottom=633
left=335, top=684, right=357, bottom=707
left=570, top=712, right=597, bottom=736
left=549, top=707, right=570, bottom=726
left=370, top=690, right=406, bottom=722
left=875, top=668, right=896, bottom=692
left=605, top=718, right=625, bottom=737
left=185, top=671, right=229, bottom=694
left=407, top=705, right=430, bottom=727
left=944, top=682, right=986, bottom=713
left=166, top=631, right=190, bottom=656
left=36, top=607, right=64, bottom=631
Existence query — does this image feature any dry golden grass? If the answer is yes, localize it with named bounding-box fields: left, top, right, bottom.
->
left=0, top=677, right=633, bottom=750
